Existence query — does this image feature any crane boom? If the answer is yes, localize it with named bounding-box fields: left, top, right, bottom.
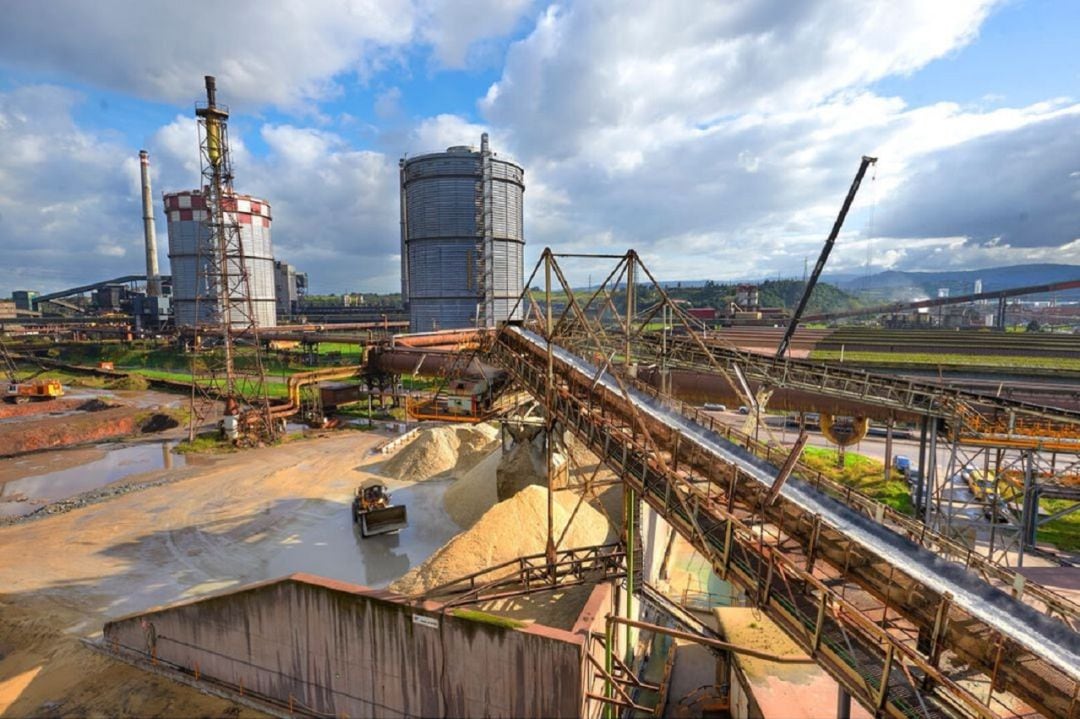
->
left=775, top=155, right=877, bottom=359
left=1, top=334, right=19, bottom=383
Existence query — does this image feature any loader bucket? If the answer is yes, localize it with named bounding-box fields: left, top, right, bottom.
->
left=360, top=505, right=408, bottom=537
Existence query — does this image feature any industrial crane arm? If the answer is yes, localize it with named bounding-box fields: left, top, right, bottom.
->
left=775, top=155, right=877, bottom=359
left=0, top=336, right=19, bottom=383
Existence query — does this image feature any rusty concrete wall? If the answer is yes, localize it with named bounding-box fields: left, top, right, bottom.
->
left=103, top=574, right=582, bottom=718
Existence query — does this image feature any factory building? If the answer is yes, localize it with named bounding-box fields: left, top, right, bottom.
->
left=164, top=190, right=277, bottom=328
left=12, top=291, right=38, bottom=313
left=400, top=133, right=524, bottom=331
left=273, top=260, right=306, bottom=318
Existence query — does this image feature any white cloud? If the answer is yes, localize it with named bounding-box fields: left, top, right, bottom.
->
left=481, top=1, right=997, bottom=159
left=418, top=0, right=535, bottom=68
left=3, top=0, right=1078, bottom=298
left=467, top=0, right=1080, bottom=285
left=411, top=114, right=489, bottom=154
left=0, top=1, right=535, bottom=111
left=0, top=2, right=420, bottom=108
left=0, top=85, right=146, bottom=294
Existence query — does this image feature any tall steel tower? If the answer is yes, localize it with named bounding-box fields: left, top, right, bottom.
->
left=188, top=75, right=276, bottom=444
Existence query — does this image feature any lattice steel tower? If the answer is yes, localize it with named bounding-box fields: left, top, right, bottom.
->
left=187, top=75, right=276, bottom=444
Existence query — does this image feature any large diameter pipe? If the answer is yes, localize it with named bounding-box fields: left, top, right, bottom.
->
left=139, top=150, right=161, bottom=297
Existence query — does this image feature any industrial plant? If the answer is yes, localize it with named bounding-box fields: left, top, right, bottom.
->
left=1, top=74, right=1079, bottom=719
left=400, top=133, right=526, bottom=331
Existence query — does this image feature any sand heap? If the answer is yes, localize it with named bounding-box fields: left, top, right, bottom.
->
left=444, top=430, right=575, bottom=529
left=444, top=448, right=501, bottom=528
left=379, top=423, right=499, bottom=481
left=712, top=607, right=811, bottom=680
left=391, top=485, right=614, bottom=596
left=496, top=436, right=547, bottom=500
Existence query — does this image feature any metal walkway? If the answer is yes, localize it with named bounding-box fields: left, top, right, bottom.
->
left=491, top=324, right=1080, bottom=719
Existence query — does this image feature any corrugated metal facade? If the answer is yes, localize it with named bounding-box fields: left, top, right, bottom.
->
left=401, top=139, right=524, bottom=331
left=164, top=190, right=277, bottom=328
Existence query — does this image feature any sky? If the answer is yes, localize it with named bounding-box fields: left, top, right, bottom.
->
left=0, top=0, right=1077, bottom=296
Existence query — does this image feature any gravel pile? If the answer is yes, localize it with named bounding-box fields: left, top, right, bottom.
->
left=443, top=448, right=501, bottom=528
left=379, top=424, right=499, bottom=481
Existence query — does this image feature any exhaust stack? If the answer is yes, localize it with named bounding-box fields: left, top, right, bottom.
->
left=139, top=150, right=161, bottom=297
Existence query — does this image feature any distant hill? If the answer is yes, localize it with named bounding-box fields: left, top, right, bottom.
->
left=654, top=278, right=860, bottom=314
left=833, top=264, right=1080, bottom=302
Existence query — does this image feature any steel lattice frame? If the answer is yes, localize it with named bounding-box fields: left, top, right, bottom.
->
left=187, top=77, right=276, bottom=445
left=483, top=249, right=1080, bottom=719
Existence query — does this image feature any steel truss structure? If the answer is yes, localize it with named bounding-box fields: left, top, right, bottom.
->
left=187, top=76, right=276, bottom=444
left=417, top=542, right=625, bottom=608
left=513, top=249, right=1080, bottom=571
left=475, top=249, right=1080, bottom=719
left=918, top=439, right=1080, bottom=568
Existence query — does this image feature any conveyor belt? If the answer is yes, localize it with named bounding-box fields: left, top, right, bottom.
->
left=494, top=325, right=1080, bottom=718
left=528, top=326, right=1080, bottom=677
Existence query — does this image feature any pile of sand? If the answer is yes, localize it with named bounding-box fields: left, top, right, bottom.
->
left=444, top=448, right=501, bottom=528
left=379, top=423, right=499, bottom=481
left=496, top=436, right=549, bottom=501
left=391, top=484, right=614, bottom=596
left=712, top=607, right=811, bottom=680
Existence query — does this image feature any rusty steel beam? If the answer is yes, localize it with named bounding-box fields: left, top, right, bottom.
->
left=489, top=322, right=1080, bottom=719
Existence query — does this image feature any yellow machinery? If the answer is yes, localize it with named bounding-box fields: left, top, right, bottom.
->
left=819, top=413, right=870, bottom=446
left=1, top=336, right=64, bottom=404
left=351, top=478, right=408, bottom=537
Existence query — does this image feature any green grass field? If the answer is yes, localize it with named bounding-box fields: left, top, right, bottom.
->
left=800, top=445, right=913, bottom=514
left=809, top=350, right=1080, bottom=372
left=1037, top=498, right=1080, bottom=552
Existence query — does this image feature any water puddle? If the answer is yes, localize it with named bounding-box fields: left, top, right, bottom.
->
left=0, top=442, right=186, bottom=517
left=250, top=479, right=459, bottom=589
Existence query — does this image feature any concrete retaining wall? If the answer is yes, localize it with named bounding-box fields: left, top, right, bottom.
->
left=103, top=573, right=582, bottom=718
left=376, top=425, right=423, bottom=454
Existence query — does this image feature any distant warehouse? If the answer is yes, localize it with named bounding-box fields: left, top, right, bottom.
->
left=399, top=133, right=525, bottom=331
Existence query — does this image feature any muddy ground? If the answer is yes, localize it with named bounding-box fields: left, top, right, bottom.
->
left=0, top=389, right=185, bottom=457
left=0, top=429, right=447, bottom=718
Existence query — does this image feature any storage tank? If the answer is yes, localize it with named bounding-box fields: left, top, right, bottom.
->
left=400, top=133, right=524, bottom=331
left=164, top=190, right=277, bottom=328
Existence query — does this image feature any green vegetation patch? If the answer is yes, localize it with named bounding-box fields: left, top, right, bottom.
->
left=809, top=350, right=1080, bottom=372
left=451, top=608, right=526, bottom=630
left=1037, top=499, right=1080, bottom=552
left=175, top=432, right=236, bottom=454
left=800, top=445, right=913, bottom=515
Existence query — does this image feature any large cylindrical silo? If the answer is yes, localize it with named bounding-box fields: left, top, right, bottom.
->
left=164, top=190, right=277, bottom=329
left=400, top=134, right=524, bottom=331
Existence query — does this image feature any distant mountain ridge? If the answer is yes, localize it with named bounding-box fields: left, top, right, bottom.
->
left=647, top=264, right=1080, bottom=303
left=833, top=263, right=1080, bottom=302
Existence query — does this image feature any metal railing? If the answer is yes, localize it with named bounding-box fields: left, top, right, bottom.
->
left=490, top=325, right=1080, bottom=719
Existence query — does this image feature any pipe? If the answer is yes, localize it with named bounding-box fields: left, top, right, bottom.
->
left=625, top=487, right=635, bottom=655
left=392, top=330, right=480, bottom=348
left=139, top=151, right=161, bottom=297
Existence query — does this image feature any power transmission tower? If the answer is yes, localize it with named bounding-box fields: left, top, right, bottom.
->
left=187, top=75, right=277, bottom=445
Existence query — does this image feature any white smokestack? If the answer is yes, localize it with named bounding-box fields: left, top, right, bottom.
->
left=139, top=150, right=161, bottom=297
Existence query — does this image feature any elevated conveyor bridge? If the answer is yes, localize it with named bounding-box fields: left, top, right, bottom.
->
left=488, top=323, right=1080, bottom=718
left=466, top=249, right=1080, bottom=718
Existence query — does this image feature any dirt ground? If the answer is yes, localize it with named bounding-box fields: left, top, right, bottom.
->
left=0, top=388, right=185, bottom=457
left=0, top=429, right=400, bottom=718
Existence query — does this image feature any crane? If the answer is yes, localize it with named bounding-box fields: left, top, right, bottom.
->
left=1, top=335, right=64, bottom=404
left=775, top=155, right=877, bottom=359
